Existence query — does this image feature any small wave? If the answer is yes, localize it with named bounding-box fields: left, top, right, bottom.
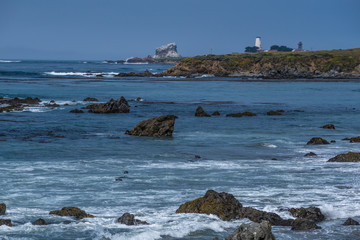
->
left=124, top=62, right=149, bottom=65
left=195, top=74, right=215, bottom=78
left=44, top=71, right=117, bottom=77
left=259, top=142, right=278, bottom=148
left=0, top=60, right=21, bottom=63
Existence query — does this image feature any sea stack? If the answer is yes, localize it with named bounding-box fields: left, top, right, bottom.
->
left=154, top=43, right=181, bottom=58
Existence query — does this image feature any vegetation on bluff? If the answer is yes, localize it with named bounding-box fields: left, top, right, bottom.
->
left=164, top=48, right=360, bottom=78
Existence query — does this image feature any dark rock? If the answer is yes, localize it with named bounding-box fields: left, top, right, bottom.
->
left=114, top=70, right=154, bottom=77
left=195, top=155, right=201, bottom=159
left=70, top=109, right=84, bottom=113
left=0, top=97, right=41, bottom=113
left=226, top=113, right=243, bottom=117
left=349, top=136, right=360, bottom=143
left=0, top=203, right=5, bottom=215
left=306, top=137, right=330, bottom=145
left=294, top=110, right=305, bottom=112
left=267, top=110, right=282, bottom=116
left=291, top=218, right=321, bottom=231
left=239, top=207, right=290, bottom=226
left=88, top=96, right=130, bottom=113
left=96, top=74, right=104, bottom=77
left=321, top=124, right=335, bottom=129
left=124, top=171, right=129, bottom=174
left=49, top=207, right=94, bottom=219
left=212, top=111, right=220, bottom=116
left=125, top=115, right=177, bottom=137
left=328, top=152, right=360, bottom=162
left=242, top=111, right=256, bottom=117
left=0, top=219, right=12, bottom=227
left=32, top=218, right=48, bottom=225
left=195, top=106, right=211, bottom=117
left=271, top=158, right=278, bottom=160
left=224, top=220, right=275, bottom=240
left=342, top=138, right=351, bottom=141
left=176, top=190, right=243, bottom=221
left=50, top=100, right=55, bottom=103
left=304, top=152, right=317, bottom=157
left=288, top=207, right=325, bottom=222
left=276, top=109, right=285, bottom=112
left=115, top=177, right=123, bottom=181
left=83, top=97, right=99, bottom=102
left=117, top=213, right=149, bottom=225
left=331, top=140, right=336, bottom=143
left=343, top=218, right=359, bottom=226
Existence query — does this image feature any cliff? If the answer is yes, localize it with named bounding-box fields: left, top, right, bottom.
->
left=164, top=48, right=360, bottom=78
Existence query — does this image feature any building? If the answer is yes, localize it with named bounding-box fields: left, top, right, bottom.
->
left=255, top=37, right=262, bottom=50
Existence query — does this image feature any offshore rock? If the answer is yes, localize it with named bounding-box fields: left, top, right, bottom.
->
left=125, top=115, right=177, bottom=137
left=70, top=109, right=84, bottom=113
left=87, top=96, right=130, bottom=113
left=32, top=218, right=49, bottom=225
left=306, top=137, right=330, bottom=145
left=239, top=207, right=290, bottom=226
left=288, top=207, right=325, bottom=222
left=291, top=218, right=321, bottom=231
left=304, top=152, right=317, bottom=157
left=267, top=110, right=282, bottom=116
left=176, top=190, right=243, bottom=221
left=349, top=136, right=360, bottom=143
left=328, top=152, right=360, bottom=162
left=0, top=97, right=41, bottom=113
left=83, top=97, right=98, bottom=102
left=343, top=218, right=359, bottom=226
left=117, top=213, right=149, bottom=225
left=0, top=219, right=12, bottom=227
left=195, top=106, right=211, bottom=117
left=49, top=207, right=95, bottom=219
left=154, top=43, right=181, bottom=58
left=321, top=124, right=335, bottom=129
left=224, top=221, right=275, bottom=240
left=0, top=203, right=5, bottom=215
left=212, top=111, right=220, bottom=116
left=226, top=112, right=256, bottom=117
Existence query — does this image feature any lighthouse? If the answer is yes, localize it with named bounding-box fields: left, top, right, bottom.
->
left=255, top=37, right=262, bottom=50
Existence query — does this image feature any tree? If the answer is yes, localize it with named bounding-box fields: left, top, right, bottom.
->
left=278, top=45, right=293, bottom=52
left=270, top=45, right=279, bottom=50
left=245, top=46, right=259, bottom=53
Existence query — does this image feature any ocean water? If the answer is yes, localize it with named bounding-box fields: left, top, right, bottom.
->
left=1, top=60, right=360, bottom=240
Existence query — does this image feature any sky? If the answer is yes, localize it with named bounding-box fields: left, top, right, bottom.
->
left=0, top=0, right=359, bottom=60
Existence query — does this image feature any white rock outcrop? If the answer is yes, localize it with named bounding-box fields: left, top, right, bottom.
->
left=154, top=43, right=181, bottom=58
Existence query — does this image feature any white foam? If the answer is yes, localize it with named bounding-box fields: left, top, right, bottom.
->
left=260, top=142, right=278, bottom=148
left=0, top=60, right=21, bottom=63
left=195, top=74, right=215, bottom=78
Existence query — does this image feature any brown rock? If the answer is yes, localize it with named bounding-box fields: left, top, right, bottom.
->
left=49, top=207, right=94, bottom=219
left=328, top=152, right=360, bottom=162
left=117, top=213, right=149, bottom=225
left=125, top=115, right=177, bottom=137
left=306, top=137, right=330, bottom=145
left=288, top=207, right=325, bottom=222
left=69, top=109, right=84, bottom=113
left=0, top=203, right=5, bottom=215
left=321, top=124, right=335, bottom=129
left=224, top=220, right=275, bottom=240
left=239, top=207, right=290, bottom=226
left=32, top=218, right=49, bottom=225
left=226, top=113, right=243, bottom=117
left=0, top=219, right=12, bottom=227
left=83, top=97, right=98, bottom=102
left=349, top=136, right=360, bottom=143
left=343, top=218, right=359, bottom=226
left=88, top=96, right=130, bottom=113
left=291, top=218, right=321, bottom=231
left=212, top=111, right=220, bottom=116
left=241, top=111, right=256, bottom=117
left=195, top=106, right=211, bottom=117
left=267, top=110, right=282, bottom=116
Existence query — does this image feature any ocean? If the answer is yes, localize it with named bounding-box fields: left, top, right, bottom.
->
left=0, top=60, right=360, bottom=240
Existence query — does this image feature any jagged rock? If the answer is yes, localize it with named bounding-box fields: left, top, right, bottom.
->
left=69, top=109, right=84, bottom=113
left=212, top=111, right=220, bottom=116
left=239, top=207, right=290, bottom=226
left=0, top=97, right=41, bottom=113
left=176, top=190, right=243, bottom=221
left=0, top=203, right=5, bottom=215
left=0, top=219, right=12, bottom=227
left=306, top=137, right=330, bottom=145
left=343, top=218, right=359, bottom=225
left=125, top=115, right=177, bottom=137
left=114, top=70, right=154, bottom=77
left=87, top=96, right=130, bottom=113
left=291, top=218, right=321, bottom=231
left=195, top=106, right=211, bottom=117
left=32, top=218, right=49, bottom=225
left=49, top=207, right=94, bottom=219
left=321, top=124, right=335, bottom=129
left=83, top=97, right=98, bottom=102
left=154, top=43, right=181, bottom=58
left=328, top=152, right=360, bottom=162
left=224, top=220, right=275, bottom=240
left=267, top=110, right=282, bottom=116
left=288, top=207, right=325, bottom=222
left=349, top=136, right=360, bottom=143
left=304, top=152, right=317, bottom=157
left=331, top=140, right=336, bottom=143
left=117, top=213, right=149, bottom=225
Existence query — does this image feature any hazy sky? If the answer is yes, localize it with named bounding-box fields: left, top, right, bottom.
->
left=0, top=0, right=359, bottom=60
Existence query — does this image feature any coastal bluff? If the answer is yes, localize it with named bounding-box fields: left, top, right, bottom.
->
left=163, top=48, right=360, bottom=79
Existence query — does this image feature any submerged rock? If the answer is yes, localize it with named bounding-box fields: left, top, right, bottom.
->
left=83, top=97, right=98, bottom=102
left=0, top=203, right=5, bottom=215
left=0, top=219, right=12, bottom=227
left=176, top=190, right=243, bottom=221
left=87, top=96, right=130, bottom=113
left=212, top=111, right=220, bottom=116
left=69, top=109, right=84, bottom=113
left=291, top=218, right=321, bottom=231
left=343, top=218, right=359, bottom=226
left=328, top=152, right=360, bottom=162
left=49, top=207, right=94, bottom=219
left=117, top=213, right=149, bottom=225
left=195, top=106, right=211, bottom=117
left=306, top=137, right=330, bottom=145
left=226, top=112, right=256, bottom=117
left=304, top=152, right=317, bottom=157
left=125, top=115, right=177, bottom=137
left=321, top=124, right=335, bottom=129
left=224, top=220, right=275, bottom=240
left=288, top=207, right=325, bottom=222
left=32, top=218, right=49, bottom=225
left=267, top=110, right=282, bottom=116
left=241, top=111, right=256, bottom=117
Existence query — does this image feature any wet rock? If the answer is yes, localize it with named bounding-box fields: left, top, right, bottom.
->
left=32, top=218, right=49, bottom=225
left=195, top=155, right=201, bottom=159
left=306, top=137, right=330, bottom=145
left=328, top=152, right=360, bottom=162
left=239, top=207, right=290, bottom=226
left=291, top=218, right=321, bottom=231
left=176, top=190, right=243, bottom=221
left=0, top=203, right=5, bottom=215
left=321, top=124, right=335, bottom=129
left=241, top=111, right=256, bottom=117
left=0, top=219, right=12, bottom=227
left=117, top=213, right=149, bottom=225
left=212, top=111, right=220, bottom=116
left=49, top=207, right=94, bottom=219
left=288, top=207, right=325, bottom=222
left=226, top=113, right=243, bottom=117
left=0, top=97, right=41, bottom=113
left=267, top=110, right=282, bottom=116
left=349, top=136, right=360, bottom=143
left=331, top=140, right=336, bottom=143
left=124, top=171, right=129, bottom=174
left=343, top=218, right=359, bottom=226
left=70, top=109, right=84, bottom=113
left=224, top=220, right=275, bottom=240
left=125, top=115, right=177, bottom=137
left=195, top=106, right=211, bottom=117
left=87, top=96, right=130, bottom=113
left=114, top=70, right=154, bottom=77
left=271, top=158, right=278, bottom=160
left=304, top=152, right=317, bottom=157
left=294, top=110, right=305, bottom=112
left=115, top=177, right=123, bottom=181
left=83, top=97, right=98, bottom=102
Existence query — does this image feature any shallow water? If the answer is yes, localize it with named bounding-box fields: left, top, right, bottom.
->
left=1, top=61, right=360, bottom=239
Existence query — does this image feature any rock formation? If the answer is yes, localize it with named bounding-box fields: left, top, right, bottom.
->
left=86, top=96, right=130, bottom=113
left=0, top=203, right=5, bottom=215
left=328, top=152, right=360, bottom=162
left=125, top=115, right=177, bottom=137
left=304, top=152, right=317, bottom=157
left=154, top=43, right=181, bottom=58
left=49, top=207, right=94, bottom=219
left=117, top=213, right=149, bottom=225
left=70, top=109, right=84, bottom=113
left=307, top=137, right=330, bottom=145
left=321, top=124, right=335, bottom=129
left=343, top=218, right=359, bottom=225
left=291, top=218, right=321, bottom=231
left=32, top=218, right=49, bottom=225
left=0, top=219, right=12, bottom=227
left=224, top=221, right=275, bottom=240
left=288, top=207, right=325, bottom=222
left=195, top=106, right=211, bottom=117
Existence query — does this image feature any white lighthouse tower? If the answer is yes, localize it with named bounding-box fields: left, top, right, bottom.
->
left=255, top=36, right=262, bottom=50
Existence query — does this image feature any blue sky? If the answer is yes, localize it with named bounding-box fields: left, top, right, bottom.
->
left=0, top=0, right=359, bottom=60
